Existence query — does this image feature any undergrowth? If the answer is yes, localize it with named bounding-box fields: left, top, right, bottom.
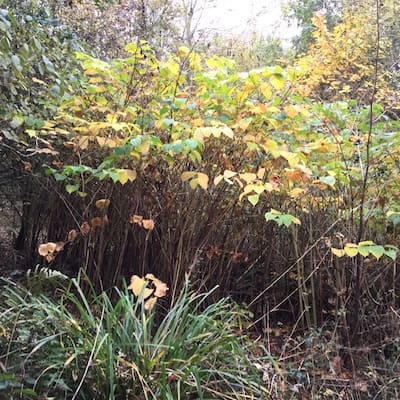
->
left=0, top=271, right=268, bottom=399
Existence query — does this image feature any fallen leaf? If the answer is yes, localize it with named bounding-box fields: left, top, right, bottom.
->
left=23, top=161, right=32, bottom=172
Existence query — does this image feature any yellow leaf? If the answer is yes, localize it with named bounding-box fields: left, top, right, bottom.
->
left=95, top=199, right=110, bottom=209
left=177, top=46, right=190, bottom=58
left=181, top=171, right=196, bottom=182
left=144, top=297, right=158, bottom=310
left=64, top=354, right=76, bottom=367
left=126, top=169, right=137, bottom=182
left=128, top=275, right=154, bottom=298
left=290, top=188, right=307, bottom=197
left=284, top=105, right=298, bottom=118
left=84, top=68, right=99, bottom=76
left=223, top=170, right=237, bottom=179
left=117, top=169, right=137, bottom=184
left=196, top=173, right=209, bottom=190
left=221, top=126, right=234, bottom=138
left=239, top=173, right=257, bottom=184
left=257, top=168, right=266, bottom=179
left=138, top=141, right=150, bottom=154
left=344, top=243, right=359, bottom=257
left=331, top=248, right=345, bottom=257
left=214, top=175, right=224, bottom=186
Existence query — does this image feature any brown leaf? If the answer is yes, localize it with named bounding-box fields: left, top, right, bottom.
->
left=269, top=175, right=281, bottom=188
left=129, top=215, right=143, bottom=225
left=145, top=273, right=168, bottom=297
left=330, top=356, right=342, bottom=375
left=80, top=221, right=91, bottom=235
left=206, top=245, right=222, bottom=260
left=144, top=296, right=157, bottom=310
left=38, top=242, right=57, bottom=256
left=45, top=254, right=55, bottom=262
left=55, top=242, right=65, bottom=252
left=23, top=161, right=32, bottom=172
left=63, top=141, right=75, bottom=149
left=95, top=199, right=110, bottom=209
left=52, top=160, right=63, bottom=169
left=142, top=219, right=155, bottom=230
left=68, top=229, right=78, bottom=242
left=128, top=275, right=154, bottom=298
left=91, top=217, right=102, bottom=228
left=231, top=251, right=244, bottom=264
left=102, top=215, right=109, bottom=226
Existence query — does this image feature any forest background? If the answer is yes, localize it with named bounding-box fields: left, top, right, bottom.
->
left=1, top=0, right=400, bottom=399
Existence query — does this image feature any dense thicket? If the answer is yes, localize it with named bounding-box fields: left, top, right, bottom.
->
left=1, top=1, right=400, bottom=398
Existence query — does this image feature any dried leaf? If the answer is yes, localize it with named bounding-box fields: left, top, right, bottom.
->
left=45, top=254, right=55, bottom=262
left=80, top=221, right=91, bottom=235
left=269, top=175, right=281, bottom=188
left=55, top=242, right=65, bottom=252
left=130, top=215, right=143, bottom=225
left=144, top=296, right=158, bottom=310
left=145, top=274, right=168, bottom=297
left=95, top=199, right=110, bottom=209
left=128, top=275, right=154, bottom=298
left=102, top=215, right=109, bottom=226
left=38, top=242, right=57, bottom=256
left=232, top=251, right=246, bottom=264
left=91, top=217, right=102, bottom=228
left=142, top=219, right=155, bottom=230
left=68, top=229, right=78, bottom=242
left=23, top=161, right=32, bottom=171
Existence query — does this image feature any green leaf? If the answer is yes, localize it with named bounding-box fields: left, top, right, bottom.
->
left=66, top=184, right=79, bottom=194
left=368, top=245, right=385, bottom=260
left=9, top=115, right=24, bottom=128
left=248, top=194, right=259, bottom=206
left=11, top=54, right=22, bottom=71
left=320, top=176, right=336, bottom=187
left=385, top=249, right=397, bottom=261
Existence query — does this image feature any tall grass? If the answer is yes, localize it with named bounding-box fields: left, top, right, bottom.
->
left=0, top=272, right=267, bottom=399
